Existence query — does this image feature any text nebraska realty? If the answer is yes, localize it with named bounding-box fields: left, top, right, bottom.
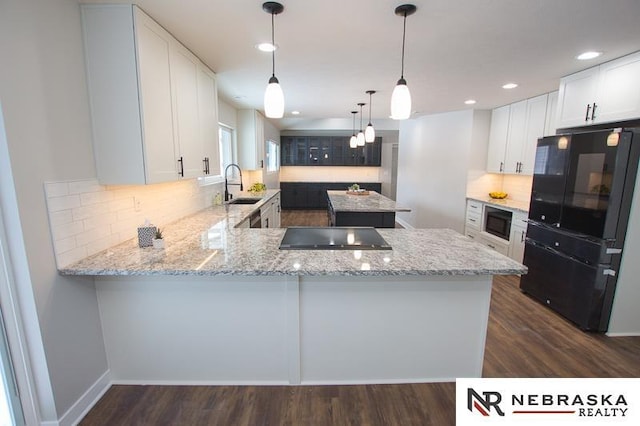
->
left=470, top=388, right=629, bottom=417
left=512, top=393, right=628, bottom=417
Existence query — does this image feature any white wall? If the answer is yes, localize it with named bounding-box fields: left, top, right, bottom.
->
left=0, top=0, right=108, bottom=421
left=608, top=163, right=640, bottom=335
left=396, top=110, right=491, bottom=230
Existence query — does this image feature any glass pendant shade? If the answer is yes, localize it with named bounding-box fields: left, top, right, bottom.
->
left=391, top=79, right=411, bottom=120
left=357, top=131, right=365, bottom=146
left=365, top=124, right=375, bottom=142
left=349, top=135, right=357, bottom=148
left=264, top=76, right=284, bottom=118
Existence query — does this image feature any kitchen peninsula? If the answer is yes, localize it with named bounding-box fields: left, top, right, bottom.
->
left=61, top=189, right=526, bottom=385
left=327, top=190, right=410, bottom=228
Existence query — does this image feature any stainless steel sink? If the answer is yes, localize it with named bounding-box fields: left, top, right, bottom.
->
left=228, top=198, right=260, bottom=205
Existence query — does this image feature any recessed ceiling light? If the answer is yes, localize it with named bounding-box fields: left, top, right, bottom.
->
left=464, top=99, right=477, bottom=105
left=256, top=42, right=278, bottom=52
left=502, top=83, right=518, bottom=89
left=291, top=110, right=300, bottom=115
left=576, top=51, right=602, bottom=60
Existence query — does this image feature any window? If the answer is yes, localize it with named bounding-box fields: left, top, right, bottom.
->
left=266, top=139, right=279, bottom=173
left=219, top=125, right=238, bottom=179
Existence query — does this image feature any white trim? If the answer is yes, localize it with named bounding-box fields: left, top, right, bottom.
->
left=58, top=370, right=111, bottom=426
left=111, top=380, right=289, bottom=386
left=0, top=101, right=55, bottom=424
left=395, top=216, right=414, bottom=229
left=605, top=332, right=640, bottom=337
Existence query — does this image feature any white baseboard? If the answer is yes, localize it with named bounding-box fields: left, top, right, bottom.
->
left=395, top=217, right=414, bottom=229
left=111, top=379, right=290, bottom=386
left=57, top=370, right=111, bottom=426
left=606, top=332, right=640, bottom=337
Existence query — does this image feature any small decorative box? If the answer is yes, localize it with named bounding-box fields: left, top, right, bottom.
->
left=137, top=224, right=157, bottom=248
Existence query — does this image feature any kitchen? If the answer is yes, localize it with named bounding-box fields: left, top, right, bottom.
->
left=1, top=1, right=640, bottom=425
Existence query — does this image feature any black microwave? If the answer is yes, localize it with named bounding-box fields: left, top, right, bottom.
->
left=485, top=208, right=512, bottom=240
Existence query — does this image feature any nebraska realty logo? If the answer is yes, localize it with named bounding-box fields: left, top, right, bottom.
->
left=456, top=378, right=640, bottom=425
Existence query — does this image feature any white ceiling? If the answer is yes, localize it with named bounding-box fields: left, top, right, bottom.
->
left=79, top=0, right=640, bottom=129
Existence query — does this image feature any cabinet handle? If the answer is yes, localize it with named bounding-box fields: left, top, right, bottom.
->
left=260, top=160, right=264, bottom=169
left=265, top=218, right=269, bottom=228
left=487, top=244, right=496, bottom=249
left=521, top=230, right=525, bottom=243
left=469, top=218, right=476, bottom=223
left=470, top=205, right=478, bottom=209
left=203, top=158, right=208, bottom=175
left=499, top=161, right=504, bottom=172
left=516, top=162, right=520, bottom=173
left=585, top=104, right=591, bottom=122
left=178, top=157, right=184, bottom=177
left=591, top=103, right=597, bottom=121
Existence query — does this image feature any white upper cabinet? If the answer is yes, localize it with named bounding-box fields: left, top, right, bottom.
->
left=556, top=51, right=640, bottom=129
left=519, top=94, right=548, bottom=175
left=544, top=91, right=559, bottom=136
left=197, top=65, right=221, bottom=177
left=486, top=105, right=510, bottom=173
left=81, top=5, right=219, bottom=184
left=237, top=109, right=265, bottom=171
left=486, top=93, right=549, bottom=175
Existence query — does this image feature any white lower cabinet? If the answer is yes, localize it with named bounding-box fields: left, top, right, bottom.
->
left=261, top=194, right=281, bottom=229
left=464, top=200, right=527, bottom=262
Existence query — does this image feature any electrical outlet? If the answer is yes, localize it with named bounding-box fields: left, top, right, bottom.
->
left=134, top=196, right=142, bottom=212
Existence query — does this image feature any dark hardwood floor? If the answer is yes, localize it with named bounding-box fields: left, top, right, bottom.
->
left=79, top=211, right=640, bottom=426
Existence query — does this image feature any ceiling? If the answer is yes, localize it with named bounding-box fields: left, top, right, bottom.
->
left=79, top=0, right=640, bottom=129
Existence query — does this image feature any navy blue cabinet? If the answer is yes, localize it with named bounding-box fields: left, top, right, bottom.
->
left=281, top=136, right=381, bottom=166
left=280, top=182, right=382, bottom=209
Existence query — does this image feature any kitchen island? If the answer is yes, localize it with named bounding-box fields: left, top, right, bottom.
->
left=61, top=192, right=526, bottom=385
left=327, top=190, right=410, bottom=228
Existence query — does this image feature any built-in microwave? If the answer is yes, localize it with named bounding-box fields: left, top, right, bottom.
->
left=484, top=207, right=512, bottom=240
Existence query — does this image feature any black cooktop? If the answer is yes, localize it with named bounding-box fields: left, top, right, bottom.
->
left=279, top=227, right=392, bottom=250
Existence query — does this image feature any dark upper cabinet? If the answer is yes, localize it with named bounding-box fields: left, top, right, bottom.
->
left=281, top=136, right=381, bottom=166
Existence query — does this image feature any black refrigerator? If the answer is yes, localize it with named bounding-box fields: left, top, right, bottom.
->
left=520, top=128, right=640, bottom=331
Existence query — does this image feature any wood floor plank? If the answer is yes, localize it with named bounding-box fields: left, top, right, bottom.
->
left=79, top=210, right=640, bottom=426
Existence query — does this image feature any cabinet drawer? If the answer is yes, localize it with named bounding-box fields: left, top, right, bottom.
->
left=465, top=228, right=480, bottom=241
left=465, top=210, right=481, bottom=230
left=466, top=200, right=483, bottom=213
left=479, top=234, right=510, bottom=256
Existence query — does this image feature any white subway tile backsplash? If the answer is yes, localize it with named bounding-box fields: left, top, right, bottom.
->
left=45, top=178, right=222, bottom=268
left=52, top=221, right=84, bottom=241
left=47, top=194, right=82, bottom=212
left=44, top=182, right=69, bottom=198
left=49, top=210, right=73, bottom=227
left=68, top=180, right=103, bottom=195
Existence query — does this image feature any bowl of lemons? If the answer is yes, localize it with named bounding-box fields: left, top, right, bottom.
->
left=489, top=191, right=508, bottom=199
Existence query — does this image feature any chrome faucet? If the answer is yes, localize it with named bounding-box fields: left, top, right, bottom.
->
left=224, top=163, right=243, bottom=201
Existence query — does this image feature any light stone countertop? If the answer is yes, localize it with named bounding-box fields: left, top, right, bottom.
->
left=327, top=190, right=411, bottom=212
left=467, top=196, right=530, bottom=214
left=59, top=188, right=526, bottom=277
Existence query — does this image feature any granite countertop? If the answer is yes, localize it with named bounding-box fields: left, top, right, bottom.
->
left=60, top=192, right=526, bottom=277
left=467, top=196, right=530, bottom=214
left=327, top=190, right=411, bottom=213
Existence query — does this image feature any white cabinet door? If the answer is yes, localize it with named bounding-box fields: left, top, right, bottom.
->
left=486, top=105, right=510, bottom=173
left=135, top=9, right=178, bottom=183
left=272, top=195, right=281, bottom=228
left=197, top=64, right=221, bottom=177
left=509, top=225, right=527, bottom=263
left=170, top=42, right=202, bottom=179
left=556, top=67, right=600, bottom=129
left=520, top=94, right=548, bottom=175
left=503, top=100, right=527, bottom=174
left=238, top=110, right=266, bottom=170
left=544, top=91, right=558, bottom=136
left=596, top=52, right=640, bottom=124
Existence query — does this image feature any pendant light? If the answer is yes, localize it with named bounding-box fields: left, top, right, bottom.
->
left=263, top=2, right=285, bottom=118
left=357, top=103, right=366, bottom=146
left=349, top=111, right=358, bottom=148
left=390, top=4, right=417, bottom=120
left=365, top=90, right=376, bottom=143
